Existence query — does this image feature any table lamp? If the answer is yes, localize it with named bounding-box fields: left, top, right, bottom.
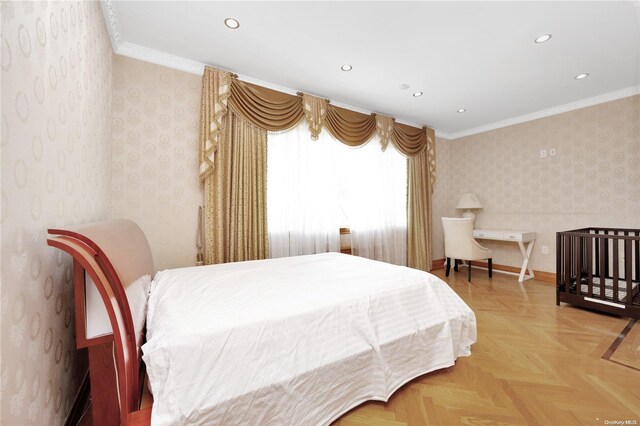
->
left=456, top=193, right=482, bottom=223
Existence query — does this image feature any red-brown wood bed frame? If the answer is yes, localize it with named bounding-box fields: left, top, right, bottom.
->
left=48, top=220, right=153, bottom=425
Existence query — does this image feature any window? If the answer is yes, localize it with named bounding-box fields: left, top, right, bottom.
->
left=267, top=122, right=407, bottom=265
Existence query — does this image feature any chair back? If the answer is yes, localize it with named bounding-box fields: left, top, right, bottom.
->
left=442, top=217, right=476, bottom=260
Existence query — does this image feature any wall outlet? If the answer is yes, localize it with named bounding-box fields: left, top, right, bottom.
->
left=549, top=148, right=556, bottom=156
left=541, top=245, right=549, bottom=255
left=540, top=149, right=547, bottom=158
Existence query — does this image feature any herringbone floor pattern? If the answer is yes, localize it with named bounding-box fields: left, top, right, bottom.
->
left=334, top=267, right=640, bottom=426
left=610, top=321, right=640, bottom=371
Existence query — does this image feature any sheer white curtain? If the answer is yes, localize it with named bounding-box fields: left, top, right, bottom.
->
left=341, top=140, right=407, bottom=266
left=267, top=123, right=407, bottom=265
left=267, top=123, right=342, bottom=258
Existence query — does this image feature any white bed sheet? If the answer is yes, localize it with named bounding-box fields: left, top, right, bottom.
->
left=142, top=253, right=476, bottom=425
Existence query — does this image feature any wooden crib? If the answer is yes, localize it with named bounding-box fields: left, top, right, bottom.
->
left=556, top=227, right=640, bottom=319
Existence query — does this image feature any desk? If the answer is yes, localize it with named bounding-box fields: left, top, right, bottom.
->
left=473, top=229, right=536, bottom=282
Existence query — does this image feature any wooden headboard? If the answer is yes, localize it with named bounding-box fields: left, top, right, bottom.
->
left=48, top=219, right=154, bottom=425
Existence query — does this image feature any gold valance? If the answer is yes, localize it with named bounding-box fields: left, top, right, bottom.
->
left=426, top=129, right=436, bottom=188
left=325, top=105, right=377, bottom=147
left=200, top=65, right=437, bottom=181
left=302, top=93, right=328, bottom=141
left=199, top=67, right=231, bottom=180
left=376, top=115, right=395, bottom=152
left=229, top=79, right=304, bottom=131
left=392, top=122, right=429, bottom=157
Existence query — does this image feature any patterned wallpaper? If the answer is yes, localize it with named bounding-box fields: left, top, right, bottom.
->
left=1, top=2, right=112, bottom=425
left=432, top=95, right=640, bottom=272
left=111, top=55, right=203, bottom=271
left=432, top=136, right=453, bottom=264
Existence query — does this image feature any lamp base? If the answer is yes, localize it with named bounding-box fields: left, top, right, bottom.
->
left=461, top=210, right=476, bottom=223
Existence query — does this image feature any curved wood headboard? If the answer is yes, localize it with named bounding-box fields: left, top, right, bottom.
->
left=48, top=219, right=154, bottom=425
left=50, top=218, right=154, bottom=289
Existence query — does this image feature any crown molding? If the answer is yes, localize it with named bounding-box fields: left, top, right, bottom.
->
left=100, top=0, right=121, bottom=50
left=104, top=40, right=637, bottom=143
left=434, top=130, right=454, bottom=140
left=100, top=0, right=206, bottom=75
left=117, top=42, right=206, bottom=75
left=99, top=0, right=637, bottom=142
left=446, top=85, right=640, bottom=140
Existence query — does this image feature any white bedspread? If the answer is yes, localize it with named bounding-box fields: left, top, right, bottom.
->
left=142, top=253, right=476, bottom=425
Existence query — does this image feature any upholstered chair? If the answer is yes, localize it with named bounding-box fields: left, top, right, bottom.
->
left=441, top=217, right=492, bottom=281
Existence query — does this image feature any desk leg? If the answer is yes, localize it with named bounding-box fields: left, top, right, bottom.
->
left=526, top=242, right=535, bottom=278
left=517, top=241, right=535, bottom=282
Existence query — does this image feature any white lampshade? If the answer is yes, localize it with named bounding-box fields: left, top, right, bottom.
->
left=456, top=193, right=483, bottom=210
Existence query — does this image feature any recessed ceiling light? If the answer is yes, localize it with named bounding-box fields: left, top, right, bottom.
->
left=341, top=64, right=352, bottom=71
left=224, top=18, right=240, bottom=29
left=412, top=91, right=423, bottom=97
left=457, top=109, right=466, bottom=113
left=534, top=34, right=552, bottom=44
left=399, top=84, right=410, bottom=90
left=575, top=73, right=590, bottom=80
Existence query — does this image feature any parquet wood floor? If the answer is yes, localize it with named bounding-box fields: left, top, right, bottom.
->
left=610, top=320, right=640, bottom=371
left=333, top=267, right=640, bottom=426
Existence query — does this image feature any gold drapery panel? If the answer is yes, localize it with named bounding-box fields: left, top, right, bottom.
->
left=229, top=79, right=304, bottom=131
left=407, top=148, right=433, bottom=271
left=204, top=112, right=269, bottom=264
left=375, top=115, right=395, bottom=152
left=324, top=105, right=377, bottom=146
left=302, top=93, right=329, bottom=140
left=199, top=65, right=436, bottom=267
left=199, top=67, right=231, bottom=180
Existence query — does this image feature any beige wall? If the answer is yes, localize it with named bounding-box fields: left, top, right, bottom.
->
left=432, top=136, right=455, bottom=265
left=111, top=55, right=203, bottom=271
left=1, top=2, right=112, bottom=425
left=432, top=95, right=640, bottom=272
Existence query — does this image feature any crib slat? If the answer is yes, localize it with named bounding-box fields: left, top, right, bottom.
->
left=564, top=235, right=572, bottom=293
left=612, top=238, right=619, bottom=303
left=629, top=231, right=640, bottom=282
left=582, top=237, right=588, bottom=277
left=594, top=230, right=600, bottom=276
left=625, top=239, right=633, bottom=306
left=556, top=233, right=562, bottom=301
left=586, top=237, right=593, bottom=298
left=575, top=236, right=582, bottom=296
left=603, top=234, right=609, bottom=278
left=599, top=237, right=606, bottom=300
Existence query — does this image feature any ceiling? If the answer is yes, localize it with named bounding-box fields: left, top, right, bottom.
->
left=106, top=1, right=640, bottom=138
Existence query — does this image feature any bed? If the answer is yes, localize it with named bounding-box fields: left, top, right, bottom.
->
left=557, top=227, right=640, bottom=319
left=48, top=219, right=476, bottom=425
